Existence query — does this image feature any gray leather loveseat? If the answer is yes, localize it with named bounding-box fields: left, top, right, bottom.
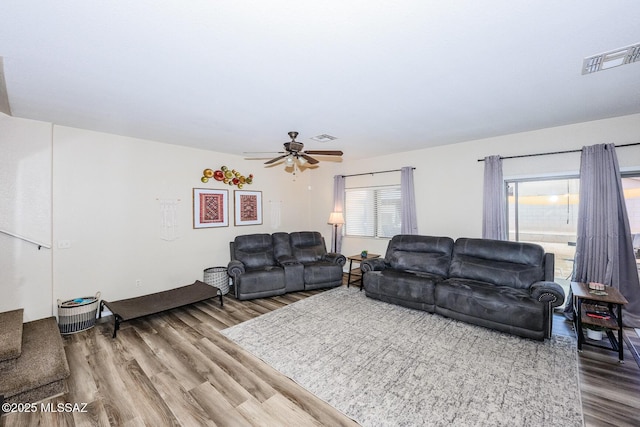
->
left=361, top=235, right=565, bottom=340
left=228, top=231, right=345, bottom=300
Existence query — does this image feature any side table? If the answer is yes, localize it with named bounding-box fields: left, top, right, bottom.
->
left=346, top=254, right=380, bottom=290
left=571, top=281, right=628, bottom=362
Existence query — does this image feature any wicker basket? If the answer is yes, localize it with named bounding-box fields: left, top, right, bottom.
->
left=57, top=292, right=101, bottom=335
left=204, top=266, right=230, bottom=295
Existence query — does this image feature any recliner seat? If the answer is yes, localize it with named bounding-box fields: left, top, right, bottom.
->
left=227, top=234, right=286, bottom=300
left=289, top=231, right=345, bottom=290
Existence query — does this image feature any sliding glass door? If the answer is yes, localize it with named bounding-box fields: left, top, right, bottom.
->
left=507, top=177, right=580, bottom=287
left=507, top=173, right=640, bottom=289
left=622, top=174, right=640, bottom=280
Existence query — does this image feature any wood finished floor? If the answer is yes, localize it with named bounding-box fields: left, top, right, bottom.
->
left=3, top=277, right=640, bottom=427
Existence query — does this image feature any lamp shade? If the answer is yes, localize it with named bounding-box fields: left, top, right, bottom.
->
left=327, top=211, right=345, bottom=225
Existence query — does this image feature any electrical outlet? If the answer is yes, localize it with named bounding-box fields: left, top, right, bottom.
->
left=57, top=240, right=71, bottom=249
left=135, top=279, right=142, bottom=287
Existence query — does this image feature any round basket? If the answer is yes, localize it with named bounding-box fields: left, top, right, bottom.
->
left=204, top=266, right=230, bottom=295
left=57, top=291, right=101, bottom=335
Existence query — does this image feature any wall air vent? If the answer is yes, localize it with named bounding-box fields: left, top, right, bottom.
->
left=582, top=43, right=640, bottom=75
left=310, top=134, right=338, bottom=142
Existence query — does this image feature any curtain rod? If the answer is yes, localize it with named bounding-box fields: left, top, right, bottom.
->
left=476, top=141, right=640, bottom=162
left=341, top=167, right=415, bottom=178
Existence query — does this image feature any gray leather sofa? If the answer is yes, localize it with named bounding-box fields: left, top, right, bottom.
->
left=361, top=235, right=565, bottom=340
left=228, top=231, right=346, bottom=300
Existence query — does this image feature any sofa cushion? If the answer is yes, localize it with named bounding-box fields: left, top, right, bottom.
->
left=234, top=234, right=276, bottom=269
left=272, top=232, right=293, bottom=258
left=385, top=235, right=454, bottom=276
left=294, top=246, right=325, bottom=263
left=290, top=231, right=326, bottom=263
left=449, top=238, right=544, bottom=289
left=237, top=267, right=286, bottom=293
left=435, top=278, right=544, bottom=332
left=303, top=261, right=343, bottom=285
left=364, top=269, right=438, bottom=308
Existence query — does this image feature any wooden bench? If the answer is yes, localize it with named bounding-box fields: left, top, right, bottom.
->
left=99, top=280, right=223, bottom=338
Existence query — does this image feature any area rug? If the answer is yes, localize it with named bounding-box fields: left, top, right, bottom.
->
left=222, top=287, right=583, bottom=427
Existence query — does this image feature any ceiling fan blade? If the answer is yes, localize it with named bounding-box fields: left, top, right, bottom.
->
left=301, top=154, right=319, bottom=165
left=244, top=151, right=285, bottom=155
left=264, top=154, right=288, bottom=165
left=303, top=150, right=343, bottom=156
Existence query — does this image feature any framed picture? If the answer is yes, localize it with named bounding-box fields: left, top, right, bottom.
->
left=234, top=190, right=263, bottom=226
left=193, top=188, right=229, bottom=228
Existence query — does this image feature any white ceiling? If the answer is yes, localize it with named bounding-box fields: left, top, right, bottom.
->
left=1, top=1, right=639, bottom=160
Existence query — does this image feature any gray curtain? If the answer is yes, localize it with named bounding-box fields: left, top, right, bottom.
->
left=401, top=166, right=418, bottom=235
left=332, top=175, right=345, bottom=253
left=567, top=143, right=640, bottom=327
left=482, top=155, right=507, bottom=240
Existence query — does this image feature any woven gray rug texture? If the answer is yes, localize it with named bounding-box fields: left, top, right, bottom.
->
left=222, top=287, right=583, bottom=427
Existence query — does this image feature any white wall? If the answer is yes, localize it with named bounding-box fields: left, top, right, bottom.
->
left=332, top=113, right=640, bottom=259
left=51, top=126, right=321, bottom=304
left=2, top=116, right=336, bottom=319
left=0, top=114, right=52, bottom=320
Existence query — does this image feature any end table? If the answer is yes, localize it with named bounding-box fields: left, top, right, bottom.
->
left=571, top=281, right=628, bottom=362
left=346, top=254, right=380, bottom=290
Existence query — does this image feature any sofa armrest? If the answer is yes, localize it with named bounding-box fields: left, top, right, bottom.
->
left=530, top=281, right=565, bottom=308
left=277, top=255, right=299, bottom=266
left=324, top=252, right=346, bottom=266
left=227, top=260, right=246, bottom=277
left=361, top=258, right=387, bottom=272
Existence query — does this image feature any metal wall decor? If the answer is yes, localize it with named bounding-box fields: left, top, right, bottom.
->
left=201, top=166, right=254, bottom=188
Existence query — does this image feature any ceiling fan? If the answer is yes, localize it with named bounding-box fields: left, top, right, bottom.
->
left=246, top=131, right=343, bottom=166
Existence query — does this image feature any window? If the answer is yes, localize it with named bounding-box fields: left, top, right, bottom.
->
left=506, top=177, right=580, bottom=284
left=345, top=186, right=401, bottom=238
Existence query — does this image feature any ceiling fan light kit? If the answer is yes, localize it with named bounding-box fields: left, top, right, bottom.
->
left=245, top=131, right=343, bottom=171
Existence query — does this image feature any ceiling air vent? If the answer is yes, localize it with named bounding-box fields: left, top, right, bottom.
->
left=582, top=43, right=640, bottom=75
left=310, top=134, right=338, bottom=143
